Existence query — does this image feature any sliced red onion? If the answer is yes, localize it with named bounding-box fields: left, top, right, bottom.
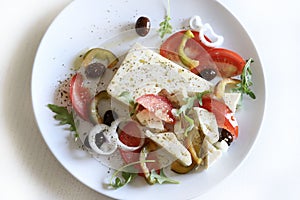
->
left=88, top=124, right=118, bottom=155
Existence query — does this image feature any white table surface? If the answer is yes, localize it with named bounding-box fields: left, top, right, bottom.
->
left=1, top=0, right=299, bottom=199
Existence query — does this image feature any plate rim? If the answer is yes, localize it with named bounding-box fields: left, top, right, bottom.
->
left=31, top=0, right=266, bottom=199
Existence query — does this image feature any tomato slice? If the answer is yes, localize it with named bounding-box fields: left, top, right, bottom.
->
left=160, top=30, right=246, bottom=78
left=136, top=94, right=175, bottom=124
left=118, top=122, right=160, bottom=175
left=206, top=48, right=246, bottom=78
left=119, top=148, right=160, bottom=175
left=201, top=96, right=239, bottom=138
left=69, top=73, right=92, bottom=121
left=119, top=149, right=141, bottom=164
left=118, top=121, right=142, bottom=147
left=160, top=30, right=212, bottom=64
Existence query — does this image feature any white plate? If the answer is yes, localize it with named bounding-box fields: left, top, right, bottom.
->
left=31, top=0, right=265, bottom=199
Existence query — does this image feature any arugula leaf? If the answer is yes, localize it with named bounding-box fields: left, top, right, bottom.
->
left=47, top=104, right=79, bottom=140
left=110, top=160, right=155, bottom=189
left=158, top=0, right=173, bottom=38
left=118, top=91, right=138, bottom=116
left=196, top=90, right=210, bottom=106
left=149, top=169, right=179, bottom=184
left=110, top=170, right=137, bottom=189
left=232, top=58, right=256, bottom=99
left=174, top=91, right=210, bottom=136
left=183, top=114, right=194, bottom=137
left=118, top=91, right=136, bottom=107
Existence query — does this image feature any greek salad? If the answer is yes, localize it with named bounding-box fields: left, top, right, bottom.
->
left=48, top=2, right=256, bottom=189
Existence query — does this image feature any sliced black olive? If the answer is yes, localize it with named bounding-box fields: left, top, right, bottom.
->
left=85, top=132, right=106, bottom=149
left=218, top=128, right=233, bottom=146
left=84, top=136, right=91, bottom=148
left=85, top=62, right=106, bottom=79
left=135, top=16, right=151, bottom=37
left=95, top=131, right=106, bottom=148
left=199, top=68, right=217, bottom=81
left=103, top=110, right=118, bottom=126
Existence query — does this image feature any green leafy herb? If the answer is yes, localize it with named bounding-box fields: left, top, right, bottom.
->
left=149, top=169, right=179, bottom=184
left=158, top=0, right=173, bottom=38
left=174, top=91, right=210, bottom=136
left=182, top=114, right=194, bottom=137
left=195, top=90, right=210, bottom=106
left=118, top=91, right=138, bottom=116
left=232, top=58, right=256, bottom=99
left=118, top=91, right=137, bottom=107
left=47, top=104, right=79, bottom=140
left=110, top=170, right=137, bottom=189
left=110, top=160, right=155, bottom=189
left=176, top=90, right=210, bottom=115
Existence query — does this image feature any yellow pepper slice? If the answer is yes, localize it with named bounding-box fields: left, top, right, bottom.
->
left=178, top=30, right=199, bottom=69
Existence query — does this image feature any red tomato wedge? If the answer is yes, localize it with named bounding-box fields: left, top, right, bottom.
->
left=160, top=30, right=246, bottom=78
left=69, top=73, right=92, bottom=121
left=136, top=94, right=175, bottom=124
left=201, top=96, right=239, bottom=138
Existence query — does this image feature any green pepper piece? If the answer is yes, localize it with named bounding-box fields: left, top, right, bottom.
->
left=89, top=90, right=111, bottom=125
left=82, top=48, right=119, bottom=69
left=178, top=30, right=199, bottom=69
left=140, top=145, right=156, bottom=185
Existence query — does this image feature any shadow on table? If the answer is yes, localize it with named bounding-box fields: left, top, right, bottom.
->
left=3, top=3, right=111, bottom=200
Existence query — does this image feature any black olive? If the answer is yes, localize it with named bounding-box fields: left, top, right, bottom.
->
left=95, top=131, right=106, bottom=148
left=103, top=110, right=118, bottom=126
left=85, top=62, right=106, bottom=79
left=84, top=136, right=91, bottom=148
left=218, top=128, right=233, bottom=146
left=199, top=68, right=217, bottom=81
left=135, top=16, right=151, bottom=37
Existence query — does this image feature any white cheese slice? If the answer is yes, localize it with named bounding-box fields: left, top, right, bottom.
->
left=201, top=136, right=222, bottom=168
left=223, top=92, right=241, bottom=113
left=136, top=109, right=165, bottom=131
left=214, top=140, right=229, bottom=152
left=145, top=130, right=192, bottom=166
left=191, top=107, right=219, bottom=144
left=107, top=43, right=213, bottom=104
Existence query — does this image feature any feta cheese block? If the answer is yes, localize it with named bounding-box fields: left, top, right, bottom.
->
left=145, top=130, right=192, bottom=166
left=223, top=92, right=241, bottom=113
left=200, top=137, right=222, bottom=168
left=215, top=140, right=229, bottom=152
left=107, top=43, right=213, bottom=105
left=136, top=109, right=165, bottom=131
left=191, top=107, right=219, bottom=144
